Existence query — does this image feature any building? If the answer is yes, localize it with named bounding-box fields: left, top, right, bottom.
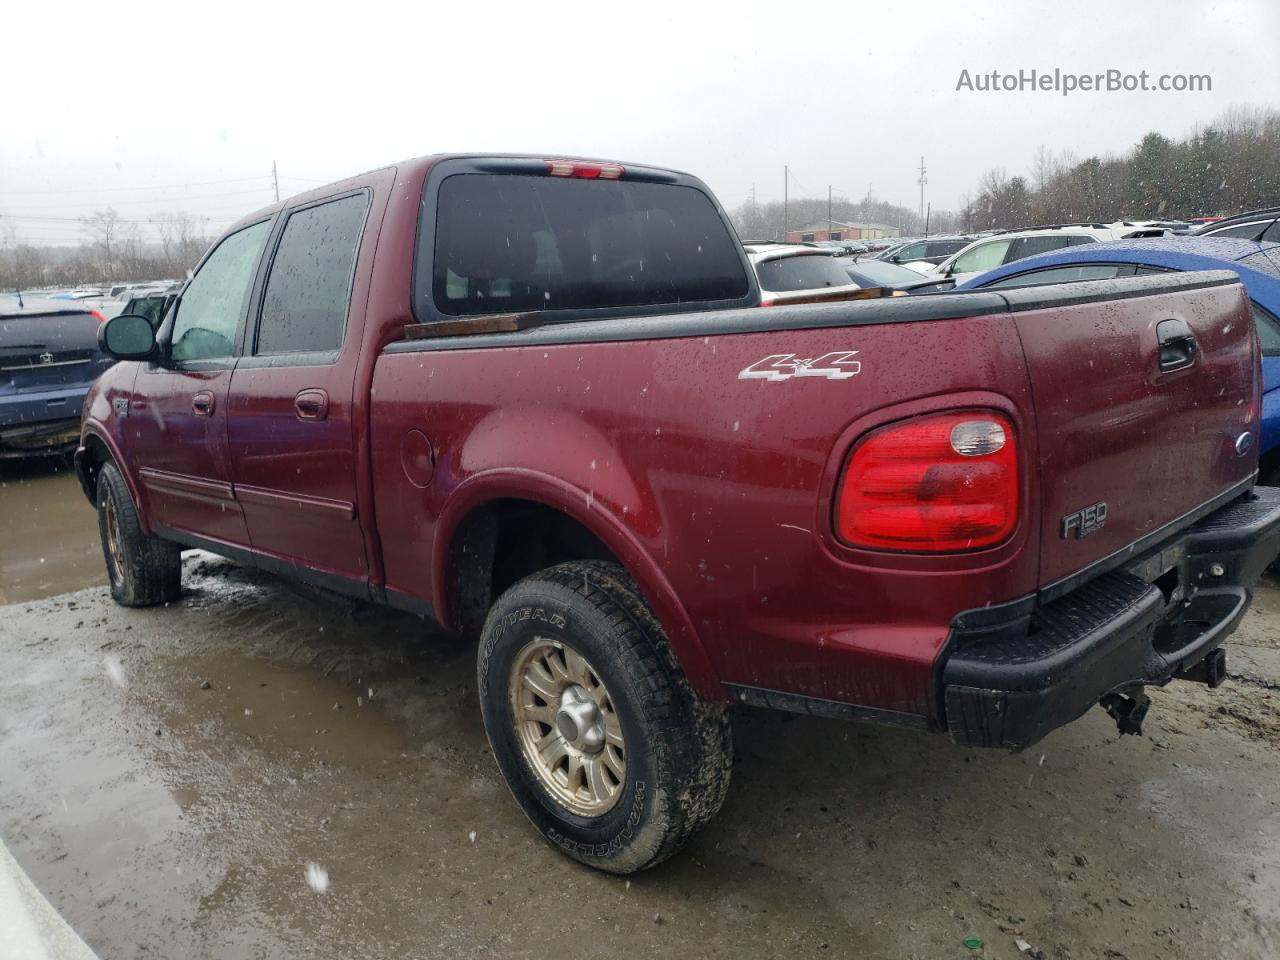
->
left=784, top=220, right=901, bottom=243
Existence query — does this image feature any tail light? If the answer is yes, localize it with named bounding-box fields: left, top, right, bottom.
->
left=835, top=410, right=1018, bottom=552
left=546, top=160, right=624, bottom=180
left=89, top=309, right=107, bottom=325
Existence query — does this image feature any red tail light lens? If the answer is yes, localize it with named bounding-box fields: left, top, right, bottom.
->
left=545, top=160, right=624, bottom=180
left=89, top=309, right=107, bottom=325
left=835, top=410, right=1018, bottom=552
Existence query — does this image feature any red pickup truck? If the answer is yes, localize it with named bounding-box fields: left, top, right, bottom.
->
left=79, top=154, right=1280, bottom=874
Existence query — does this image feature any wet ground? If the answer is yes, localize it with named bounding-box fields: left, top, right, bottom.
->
left=0, top=482, right=1279, bottom=958
left=0, top=456, right=105, bottom=604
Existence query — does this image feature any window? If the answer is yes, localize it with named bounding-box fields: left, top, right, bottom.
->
left=924, top=239, right=971, bottom=259
left=892, top=242, right=927, bottom=261
left=950, top=239, right=1011, bottom=275
left=428, top=174, right=748, bottom=317
left=169, top=221, right=271, bottom=363
left=1239, top=250, right=1280, bottom=280
left=1265, top=222, right=1280, bottom=243
left=1253, top=304, right=1280, bottom=357
left=830, top=231, right=842, bottom=241
left=256, top=193, right=369, bottom=355
left=982, top=264, right=1128, bottom=289
left=1208, top=221, right=1268, bottom=240
left=756, top=255, right=852, bottom=292
left=801, top=233, right=815, bottom=242
left=1003, top=235, right=1090, bottom=264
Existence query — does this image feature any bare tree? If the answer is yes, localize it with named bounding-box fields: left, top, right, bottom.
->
left=82, top=208, right=122, bottom=274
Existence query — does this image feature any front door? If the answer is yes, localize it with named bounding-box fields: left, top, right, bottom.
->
left=128, top=219, right=272, bottom=547
left=226, top=191, right=372, bottom=585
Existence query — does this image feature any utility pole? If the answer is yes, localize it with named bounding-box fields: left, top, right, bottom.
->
left=917, top=156, right=927, bottom=223
left=828, top=184, right=832, bottom=239
left=272, top=160, right=280, bottom=203
left=925, top=202, right=932, bottom=237
left=783, top=165, right=789, bottom=241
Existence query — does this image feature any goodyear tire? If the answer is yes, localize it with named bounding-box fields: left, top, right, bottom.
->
left=477, top=560, right=731, bottom=873
left=96, top=461, right=181, bottom=607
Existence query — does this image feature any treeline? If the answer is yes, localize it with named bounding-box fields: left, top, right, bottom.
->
left=0, top=209, right=213, bottom=289
left=961, top=105, right=1280, bottom=231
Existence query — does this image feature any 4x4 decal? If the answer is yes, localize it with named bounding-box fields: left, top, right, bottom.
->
left=738, top=351, right=862, bottom=382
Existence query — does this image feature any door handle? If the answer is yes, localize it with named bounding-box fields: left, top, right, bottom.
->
left=192, top=390, right=215, bottom=416
left=294, top=388, right=329, bottom=421
left=1156, top=318, right=1198, bottom=372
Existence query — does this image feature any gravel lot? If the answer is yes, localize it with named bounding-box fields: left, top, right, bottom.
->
left=0, top=548, right=1278, bottom=960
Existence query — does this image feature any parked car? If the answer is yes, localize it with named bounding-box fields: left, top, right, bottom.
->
left=880, top=235, right=975, bottom=268
left=1, top=298, right=112, bottom=457
left=916, top=225, right=1131, bottom=283
left=79, top=153, right=1280, bottom=875
left=837, top=256, right=957, bottom=293
left=744, top=243, right=867, bottom=305
left=121, top=284, right=182, bottom=330
left=956, top=237, right=1280, bottom=478
left=1193, top=206, right=1280, bottom=242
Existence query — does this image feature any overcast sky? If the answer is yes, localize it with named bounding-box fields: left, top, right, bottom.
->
left=2, top=0, right=1277, bottom=244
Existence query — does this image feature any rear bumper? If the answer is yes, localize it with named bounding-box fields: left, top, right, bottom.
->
left=0, top=387, right=89, bottom=450
left=941, top=486, right=1280, bottom=750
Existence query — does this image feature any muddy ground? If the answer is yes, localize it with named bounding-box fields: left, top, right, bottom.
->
left=1, top=466, right=1279, bottom=959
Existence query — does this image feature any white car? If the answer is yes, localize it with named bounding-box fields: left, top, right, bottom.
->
left=913, top=224, right=1166, bottom=285
left=743, top=243, right=868, bottom=306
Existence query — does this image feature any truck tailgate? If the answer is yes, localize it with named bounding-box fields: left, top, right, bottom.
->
left=1003, top=271, right=1258, bottom=596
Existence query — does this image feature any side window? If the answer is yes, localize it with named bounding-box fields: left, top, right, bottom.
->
left=1065, top=234, right=1097, bottom=246
left=951, top=239, right=1011, bottom=275
left=170, top=221, right=271, bottom=363
left=1253, top=304, right=1280, bottom=357
left=1134, top=265, right=1170, bottom=275
left=1263, top=222, right=1280, bottom=243
left=1004, top=235, right=1071, bottom=263
left=894, top=242, right=926, bottom=260
left=1208, top=222, right=1266, bottom=240
left=982, top=264, right=1128, bottom=289
left=256, top=193, right=369, bottom=355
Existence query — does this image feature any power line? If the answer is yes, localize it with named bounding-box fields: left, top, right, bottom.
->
left=0, top=175, right=272, bottom=196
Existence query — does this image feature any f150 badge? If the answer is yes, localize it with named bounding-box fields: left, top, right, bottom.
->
left=738, top=351, right=862, bottom=382
left=1062, top=501, right=1108, bottom=539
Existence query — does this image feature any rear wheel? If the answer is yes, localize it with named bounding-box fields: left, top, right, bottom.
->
left=97, top=461, right=181, bottom=607
left=477, top=560, right=731, bottom=873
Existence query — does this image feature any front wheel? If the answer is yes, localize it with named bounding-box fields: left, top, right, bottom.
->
left=477, top=560, right=731, bottom=874
left=97, top=461, right=181, bottom=607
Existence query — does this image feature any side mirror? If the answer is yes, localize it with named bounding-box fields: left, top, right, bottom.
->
left=98, top=313, right=158, bottom=361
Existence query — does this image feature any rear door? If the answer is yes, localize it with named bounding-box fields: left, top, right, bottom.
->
left=129, top=220, right=272, bottom=546
left=1004, top=271, right=1258, bottom=595
left=226, top=190, right=373, bottom=587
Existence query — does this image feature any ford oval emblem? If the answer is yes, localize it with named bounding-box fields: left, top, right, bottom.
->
left=1235, top=432, right=1254, bottom=456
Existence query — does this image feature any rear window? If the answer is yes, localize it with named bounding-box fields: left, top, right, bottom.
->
left=428, top=174, right=748, bottom=317
left=756, top=255, right=852, bottom=292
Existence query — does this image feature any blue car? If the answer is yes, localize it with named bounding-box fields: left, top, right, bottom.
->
left=957, top=237, right=1280, bottom=480
left=0, top=297, right=114, bottom=457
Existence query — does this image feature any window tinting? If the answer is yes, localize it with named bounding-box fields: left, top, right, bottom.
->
left=1004, top=235, right=1077, bottom=263
left=429, top=174, right=747, bottom=317
left=924, top=239, right=970, bottom=258
left=982, top=264, right=1128, bottom=289
left=893, top=242, right=927, bottom=260
left=257, top=193, right=369, bottom=355
left=756, top=255, right=853, bottom=292
left=169, top=221, right=270, bottom=363
left=1208, top=222, right=1267, bottom=240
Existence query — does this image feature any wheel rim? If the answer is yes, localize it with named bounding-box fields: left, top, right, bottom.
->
left=509, top=637, right=626, bottom=817
left=103, top=492, right=124, bottom=582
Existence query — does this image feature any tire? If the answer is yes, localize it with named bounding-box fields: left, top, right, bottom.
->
left=477, top=560, right=731, bottom=874
left=96, top=461, right=181, bottom=607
